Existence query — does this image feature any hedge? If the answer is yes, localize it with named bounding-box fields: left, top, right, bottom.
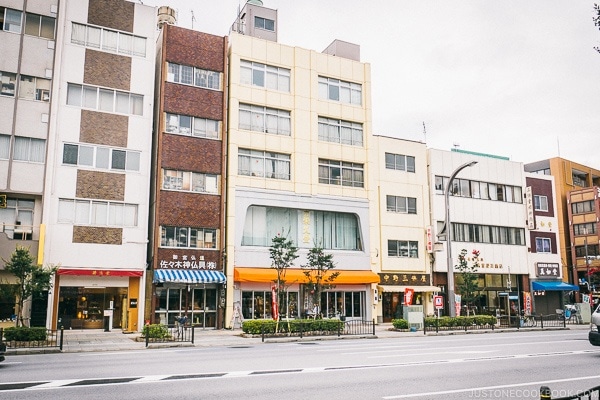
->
left=142, top=324, right=171, bottom=339
left=423, top=315, right=497, bottom=328
left=391, top=319, right=409, bottom=329
left=242, top=319, right=344, bottom=335
left=3, top=326, right=48, bottom=342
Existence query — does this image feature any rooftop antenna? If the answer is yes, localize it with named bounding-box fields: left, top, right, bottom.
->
left=191, top=10, right=196, bottom=29
left=453, top=142, right=460, bottom=149
left=422, top=121, right=427, bottom=143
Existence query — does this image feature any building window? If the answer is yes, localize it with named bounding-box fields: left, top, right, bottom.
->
left=67, top=83, right=143, bottom=116
left=62, top=143, right=140, bottom=172
left=574, top=223, right=596, bottom=236
left=13, top=137, right=45, bottom=163
left=160, top=226, right=217, bottom=249
left=386, top=195, right=417, bottom=214
left=254, top=16, right=275, bottom=31
left=238, top=149, right=290, bottom=180
left=535, top=237, right=551, bottom=253
left=435, top=175, right=523, bottom=204
left=571, top=200, right=595, bottom=214
left=1, top=7, right=22, bottom=33
left=0, top=71, right=17, bottom=97
left=58, top=199, right=138, bottom=227
left=534, top=195, right=548, bottom=211
left=0, top=134, right=10, bottom=159
left=0, top=198, right=34, bottom=240
left=318, top=117, right=363, bottom=146
left=25, top=12, right=55, bottom=39
left=385, top=153, right=415, bottom=172
left=387, top=240, right=419, bottom=258
left=162, top=169, right=219, bottom=194
left=241, top=206, right=362, bottom=251
left=576, top=244, right=599, bottom=257
left=167, top=62, right=220, bottom=90
left=165, top=113, right=219, bottom=139
left=19, top=75, right=51, bottom=102
left=238, top=103, right=291, bottom=136
left=451, top=222, right=525, bottom=245
left=318, top=159, right=364, bottom=187
left=240, top=60, right=289, bottom=92
left=71, top=23, right=146, bottom=57
left=318, top=76, right=362, bottom=105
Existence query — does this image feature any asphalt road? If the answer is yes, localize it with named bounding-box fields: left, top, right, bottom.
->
left=0, top=329, right=598, bottom=400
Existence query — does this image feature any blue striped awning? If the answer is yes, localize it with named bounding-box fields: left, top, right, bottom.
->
left=153, top=269, right=226, bottom=284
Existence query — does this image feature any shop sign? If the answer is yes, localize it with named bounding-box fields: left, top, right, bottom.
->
left=454, top=294, right=462, bottom=316
left=523, top=292, right=532, bottom=314
left=426, top=226, right=433, bottom=253
left=404, top=288, right=415, bottom=305
left=158, top=254, right=217, bottom=270
left=525, top=186, right=535, bottom=229
left=129, top=298, right=138, bottom=308
left=379, top=273, right=428, bottom=286
left=433, top=295, right=443, bottom=309
left=536, top=262, right=560, bottom=278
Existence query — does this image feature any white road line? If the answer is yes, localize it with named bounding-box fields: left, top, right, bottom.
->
left=34, top=380, right=82, bottom=388
left=135, top=375, right=171, bottom=382
left=382, top=374, right=600, bottom=399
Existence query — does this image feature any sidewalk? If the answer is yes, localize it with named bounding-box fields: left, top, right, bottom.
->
left=4, top=323, right=590, bottom=355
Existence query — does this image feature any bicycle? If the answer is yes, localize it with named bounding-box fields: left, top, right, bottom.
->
left=520, top=313, right=537, bottom=327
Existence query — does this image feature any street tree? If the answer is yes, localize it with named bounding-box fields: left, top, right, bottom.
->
left=302, top=245, right=339, bottom=318
left=456, top=249, right=481, bottom=316
left=594, top=4, right=600, bottom=53
left=2, top=246, right=57, bottom=326
left=269, top=234, right=298, bottom=332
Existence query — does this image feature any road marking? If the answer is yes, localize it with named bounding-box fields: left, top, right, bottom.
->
left=382, top=374, right=600, bottom=399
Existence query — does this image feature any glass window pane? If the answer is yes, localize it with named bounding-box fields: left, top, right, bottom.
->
left=115, top=91, right=129, bottom=113
left=98, top=89, right=113, bottom=112
left=67, top=84, right=82, bottom=106
left=58, top=199, right=75, bottom=222
left=102, top=29, right=118, bottom=52
left=24, top=13, right=40, bottom=36
left=133, top=36, right=146, bottom=57
left=130, top=94, right=143, bottom=115
left=79, top=145, right=93, bottom=166
left=75, top=200, right=90, bottom=224
left=118, top=33, right=133, bottom=55
left=71, top=23, right=86, bottom=45
left=126, top=151, right=140, bottom=171
left=111, top=150, right=126, bottom=170
left=91, top=201, right=108, bottom=225
left=63, top=144, right=78, bottom=165
left=86, top=26, right=101, bottom=48
left=96, top=147, right=109, bottom=169
left=5, top=9, right=22, bottom=33
left=82, top=86, right=97, bottom=109
left=40, top=16, right=55, bottom=39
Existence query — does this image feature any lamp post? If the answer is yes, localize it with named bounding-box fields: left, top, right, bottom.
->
left=442, top=160, right=478, bottom=317
left=584, top=228, right=592, bottom=307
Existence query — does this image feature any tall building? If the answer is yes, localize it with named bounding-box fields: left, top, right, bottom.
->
left=0, top=0, right=58, bottom=325
left=148, top=19, right=228, bottom=328
left=43, top=0, right=157, bottom=331
left=525, top=158, right=600, bottom=288
left=371, top=136, right=436, bottom=321
left=525, top=173, right=572, bottom=314
left=429, top=149, right=529, bottom=318
left=225, top=1, right=379, bottom=326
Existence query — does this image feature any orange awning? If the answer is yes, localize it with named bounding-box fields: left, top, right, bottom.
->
left=234, top=267, right=380, bottom=284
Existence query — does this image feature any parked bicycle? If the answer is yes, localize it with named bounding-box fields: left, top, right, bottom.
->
left=557, top=305, right=579, bottom=324
left=520, top=311, right=537, bottom=327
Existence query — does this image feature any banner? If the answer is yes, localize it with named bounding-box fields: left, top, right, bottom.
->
left=271, top=286, right=278, bottom=320
left=455, top=294, right=462, bottom=316
left=523, top=291, right=532, bottom=314
left=404, top=288, right=415, bottom=306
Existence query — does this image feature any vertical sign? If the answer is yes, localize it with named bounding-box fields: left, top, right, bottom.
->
left=525, top=186, right=535, bottom=230
left=426, top=226, right=433, bottom=253
left=404, top=288, right=415, bottom=306
left=523, top=291, right=532, bottom=314
left=271, top=286, right=278, bottom=321
left=455, top=294, right=462, bottom=316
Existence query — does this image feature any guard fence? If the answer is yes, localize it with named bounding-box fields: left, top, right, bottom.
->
left=260, top=319, right=376, bottom=342
left=144, top=323, right=195, bottom=347
left=424, top=313, right=574, bottom=334
left=0, top=327, right=64, bottom=351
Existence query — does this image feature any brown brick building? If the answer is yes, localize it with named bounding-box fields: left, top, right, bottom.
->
left=148, top=21, right=228, bottom=328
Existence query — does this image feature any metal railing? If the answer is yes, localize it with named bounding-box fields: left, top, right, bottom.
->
left=423, top=313, right=571, bottom=333
left=1, top=327, right=64, bottom=350
left=144, top=324, right=195, bottom=347
left=260, top=319, right=375, bottom=342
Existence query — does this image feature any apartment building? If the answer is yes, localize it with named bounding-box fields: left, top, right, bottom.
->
left=147, top=18, right=228, bottom=328
left=525, top=157, right=600, bottom=289
left=429, top=149, right=530, bottom=317
left=371, top=136, right=436, bottom=321
left=0, top=0, right=58, bottom=325
left=225, top=1, right=379, bottom=326
left=43, top=0, right=156, bottom=331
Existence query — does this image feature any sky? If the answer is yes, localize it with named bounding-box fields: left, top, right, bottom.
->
left=142, top=0, right=600, bottom=169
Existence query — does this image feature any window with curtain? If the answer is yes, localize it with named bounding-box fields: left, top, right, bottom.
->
left=238, top=149, right=290, bottom=180
left=318, top=117, right=363, bottom=146
left=238, top=103, right=290, bottom=136
left=71, top=22, right=146, bottom=57
left=62, top=143, right=140, bottom=172
left=59, top=198, right=138, bottom=227
left=160, top=226, right=218, bottom=249
left=318, top=76, right=362, bottom=105
left=14, top=137, right=45, bottom=163
left=66, top=83, right=143, bottom=116
left=0, top=134, right=10, bottom=159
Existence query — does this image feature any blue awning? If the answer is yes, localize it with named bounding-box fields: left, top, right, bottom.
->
left=153, top=269, right=226, bottom=284
left=532, top=281, right=579, bottom=291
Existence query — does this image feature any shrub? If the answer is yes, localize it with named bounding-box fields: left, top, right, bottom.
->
left=3, top=326, right=47, bottom=341
left=142, top=324, right=170, bottom=339
left=391, top=319, right=409, bottom=329
left=242, top=319, right=343, bottom=335
left=424, top=315, right=497, bottom=328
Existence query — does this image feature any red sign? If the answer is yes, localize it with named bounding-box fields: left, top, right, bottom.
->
left=434, top=295, right=443, bottom=309
left=404, top=288, right=415, bottom=306
left=271, top=286, right=278, bottom=321
left=57, top=268, right=143, bottom=277
left=523, top=291, right=532, bottom=314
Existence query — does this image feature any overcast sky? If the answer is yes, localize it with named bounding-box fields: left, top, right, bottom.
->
left=142, top=0, right=600, bottom=170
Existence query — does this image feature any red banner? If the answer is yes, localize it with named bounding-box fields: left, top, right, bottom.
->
left=271, top=286, right=278, bottom=320
left=404, top=288, right=415, bottom=306
left=57, top=269, right=143, bottom=277
left=523, top=291, right=532, bottom=314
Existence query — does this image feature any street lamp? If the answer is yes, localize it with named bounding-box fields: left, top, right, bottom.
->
left=441, top=160, right=478, bottom=317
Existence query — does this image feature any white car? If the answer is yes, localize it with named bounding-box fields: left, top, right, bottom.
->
left=589, top=305, right=600, bottom=346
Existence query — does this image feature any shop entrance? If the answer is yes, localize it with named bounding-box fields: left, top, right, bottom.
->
left=382, top=292, right=403, bottom=322
left=57, top=286, right=127, bottom=329
left=155, top=286, right=218, bottom=328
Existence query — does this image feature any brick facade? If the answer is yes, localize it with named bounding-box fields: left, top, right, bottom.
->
left=87, top=0, right=134, bottom=32
left=73, top=226, right=122, bottom=245
left=158, top=191, right=221, bottom=227
left=165, top=27, right=225, bottom=72
left=163, top=84, right=223, bottom=120
left=161, top=135, right=222, bottom=173
left=84, top=49, right=131, bottom=91
left=76, top=170, right=125, bottom=201
left=80, top=110, right=128, bottom=147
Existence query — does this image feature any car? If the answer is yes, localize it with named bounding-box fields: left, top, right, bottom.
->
left=589, top=305, right=600, bottom=346
left=0, top=341, right=5, bottom=362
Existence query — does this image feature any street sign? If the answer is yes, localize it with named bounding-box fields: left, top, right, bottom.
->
left=434, top=295, right=443, bottom=309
